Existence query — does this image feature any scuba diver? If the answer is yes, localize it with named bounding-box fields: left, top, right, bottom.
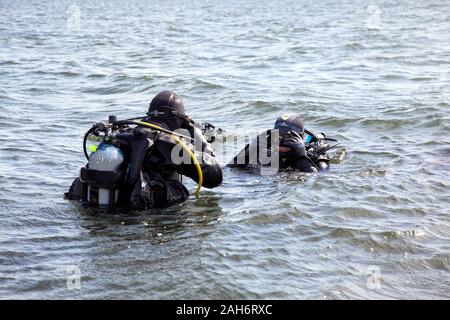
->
left=65, top=90, right=223, bottom=210
left=227, top=114, right=339, bottom=173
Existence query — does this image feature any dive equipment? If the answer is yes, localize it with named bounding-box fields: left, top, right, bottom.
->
left=80, top=144, right=125, bottom=208
left=227, top=127, right=340, bottom=170
left=202, top=122, right=223, bottom=143
left=80, top=115, right=204, bottom=208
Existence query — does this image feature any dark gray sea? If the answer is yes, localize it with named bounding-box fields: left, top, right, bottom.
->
left=0, top=0, right=449, bottom=299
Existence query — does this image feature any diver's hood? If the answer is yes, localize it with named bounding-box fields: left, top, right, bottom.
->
left=274, top=114, right=304, bottom=135
left=146, top=91, right=186, bottom=131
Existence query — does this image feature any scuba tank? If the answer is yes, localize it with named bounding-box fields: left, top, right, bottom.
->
left=79, top=142, right=125, bottom=208
left=74, top=114, right=207, bottom=210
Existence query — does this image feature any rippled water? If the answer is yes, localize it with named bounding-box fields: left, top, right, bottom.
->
left=1, top=0, right=449, bottom=299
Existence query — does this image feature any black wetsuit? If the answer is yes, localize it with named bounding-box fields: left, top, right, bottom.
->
left=227, top=129, right=329, bottom=173
left=65, top=122, right=222, bottom=209
left=278, top=150, right=320, bottom=172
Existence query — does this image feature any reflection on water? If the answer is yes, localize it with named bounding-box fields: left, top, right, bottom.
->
left=77, top=196, right=223, bottom=243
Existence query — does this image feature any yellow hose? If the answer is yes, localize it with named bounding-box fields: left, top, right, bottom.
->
left=133, top=120, right=203, bottom=197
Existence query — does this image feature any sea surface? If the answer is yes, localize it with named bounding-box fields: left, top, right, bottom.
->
left=0, top=0, right=449, bottom=299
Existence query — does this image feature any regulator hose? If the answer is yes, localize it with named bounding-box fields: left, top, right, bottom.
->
left=132, top=120, right=203, bottom=197
left=83, top=126, right=96, bottom=161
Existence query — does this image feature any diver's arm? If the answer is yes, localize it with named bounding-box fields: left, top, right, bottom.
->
left=179, top=151, right=223, bottom=188
left=178, top=126, right=223, bottom=188
left=282, top=131, right=319, bottom=173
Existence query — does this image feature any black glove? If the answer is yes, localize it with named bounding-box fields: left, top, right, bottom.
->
left=281, top=131, right=307, bottom=158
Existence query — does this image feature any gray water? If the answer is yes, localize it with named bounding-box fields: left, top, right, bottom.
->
left=1, top=0, right=449, bottom=299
